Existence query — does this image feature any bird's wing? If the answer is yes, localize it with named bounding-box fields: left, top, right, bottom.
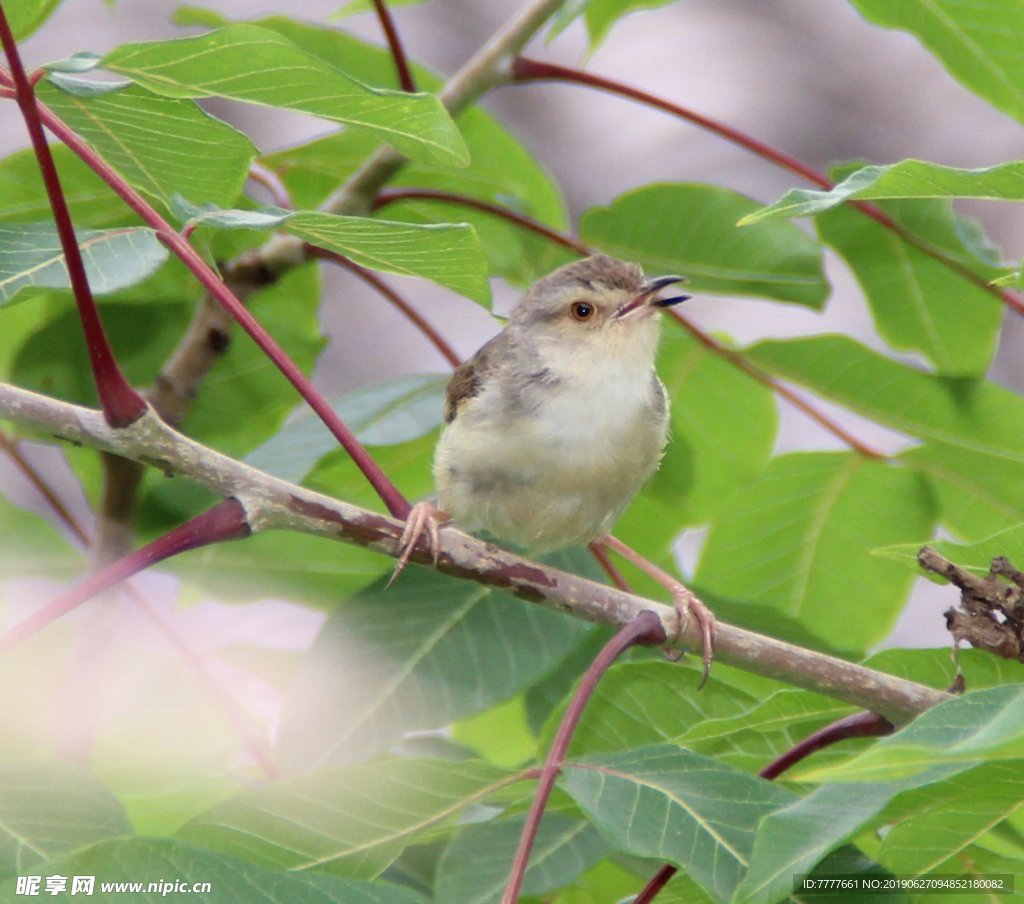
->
left=443, top=333, right=505, bottom=424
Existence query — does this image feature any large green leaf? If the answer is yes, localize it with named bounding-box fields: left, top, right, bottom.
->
left=177, top=263, right=326, bottom=459
left=744, top=159, right=1024, bottom=222
left=878, top=760, right=1024, bottom=876
left=178, top=758, right=515, bottom=878
left=581, top=184, right=829, bottom=307
left=816, top=201, right=1002, bottom=376
left=183, top=205, right=489, bottom=302
left=734, top=781, right=932, bottom=904
left=542, top=660, right=759, bottom=760
left=277, top=566, right=592, bottom=772
left=246, top=374, right=447, bottom=484
left=0, top=836, right=428, bottom=903
left=734, top=689, right=1024, bottom=904
left=0, top=762, right=132, bottom=881
left=613, top=324, right=777, bottom=592
left=0, top=145, right=133, bottom=228
left=846, top=1, right=1024, bottom=128
left=101, top=24, right=468, bottom=168
left=37, top=80, right=257, bottom=209
left=434, top=813, right=609, bottom=904
left=679, top=688, right=856, bottom=775
left=560, top=745, right=795, bottom=904
left=746, top=335, right=1024, bottom=465
left=170, top=433, right=436, bottom=601
left=5, top=0, right=63, bottom=41
left=12, top=299, right=191, bottom=406
left=254, top=16, right=568, bottom=286
left=0, top=487, right=81, bottom=582
left=900, top=440, right=1024, bottom=541
left=0, top=222, right=167, bottom=304
left=695, top=452, right=936, bottom=653
left=550, top=0, right=677, bottom=50
left=794, top=685, right=1024, bottom=784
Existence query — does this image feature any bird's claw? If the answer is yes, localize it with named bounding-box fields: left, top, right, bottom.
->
left=669, top=588, right=717, bottom=689
left=387, top=501, right=449, bottom=590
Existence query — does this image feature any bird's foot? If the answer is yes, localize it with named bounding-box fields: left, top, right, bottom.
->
left=668, top=584, right=717, bottom=689
left=596, top=533, right=717, bottom=687
left=387, top=501, right=450, bottom=589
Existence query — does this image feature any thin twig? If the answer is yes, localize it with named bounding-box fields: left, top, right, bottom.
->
left=668, top=309, right=887, bottom=460
left=372, top=0, right=416, bottom=92
left=511, top=57, right=1024, bottom=318
left=31, top=100, right=411, bottom=519
left=0, top=497, right=249, bottom=656
left=372, top=188, right=590, bottom=255
left=125, top=583, right=277, bottom=778
left=0, top=12, right=145, bottom=427
left=632, top=709, right=893, bottom=902
left=0, top=428, right=90, bottom=547
left=501, top=612, right=665, bottom=904
left=247, top=161, right=294, bottom=210
left=0, top=382, right=953, bottom=725
left=306, top=245, right=462, bottom=368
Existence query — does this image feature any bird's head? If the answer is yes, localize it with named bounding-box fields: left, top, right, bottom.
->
left=509, top=254, right=688, bottom=362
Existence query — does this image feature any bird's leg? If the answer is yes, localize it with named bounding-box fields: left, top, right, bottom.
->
left=597, top=533, right=717, bottom=687
left=387, top=501, right=450, bottom=589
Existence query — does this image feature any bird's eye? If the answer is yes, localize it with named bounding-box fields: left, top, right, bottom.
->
left=571, top=301, right=594, bottom=321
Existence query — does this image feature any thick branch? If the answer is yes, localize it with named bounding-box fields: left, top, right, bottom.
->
left=0, top=381, right=949, bottom=726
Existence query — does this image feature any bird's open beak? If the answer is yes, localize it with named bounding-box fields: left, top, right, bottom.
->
left=614, top=274, right=690, bottom=319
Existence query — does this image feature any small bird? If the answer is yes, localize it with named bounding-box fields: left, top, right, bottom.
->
left=394, top=254, right=715, bottom=676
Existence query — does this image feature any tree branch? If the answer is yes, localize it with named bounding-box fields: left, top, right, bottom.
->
left=0, top=381, right=950, bottom=726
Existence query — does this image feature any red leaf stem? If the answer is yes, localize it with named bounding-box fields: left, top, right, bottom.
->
left=0, top=14, right=145, bottom=427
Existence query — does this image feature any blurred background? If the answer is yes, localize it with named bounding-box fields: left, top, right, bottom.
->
left=6, top=0, right=1024, bottom=653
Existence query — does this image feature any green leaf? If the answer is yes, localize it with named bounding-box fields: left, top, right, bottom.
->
left=0, top=489, right=81, bottom=581
left=177, top=263, right=326, bottom=459
left=246, top=373, right=448, bottom=483
left=253, top=17, right=568, bottom=285
left=181, top=203, right=489, bottom=301
left=878, top=760, right=1024, bottom=876
left=0, top=223, right=167, bottom=304
left=679, top=688, right=855, bottom=775
left=0, top=836, right=428, bottom=903
left=0, top=762, right=132, bottom=881
left=0, top=145, right=133, bottom=228
left=794, top=686, right=1024, bottom=784
left=37, top=81, right=257, bottom=209
left=877, top=523, right=1024, bottom=592
left=560, top=745, right=795, bottom=904
left=434, top=813, right=609, bottom=904
left=744, top=159, right=1024, bottom=222
left=614, top=325, right=777, bottom=573
left=331, top=0, right=430, bottom=19
left=900, top=441, right=1024, bottom=542
left=846, top=1, right=1024, bottom=128
left=178, top=758, right=515, bottom=878
left=543, top=660, right=759, bottom=760
left=746, top=335, right=1024, bottom=466
left=551, top=0, right=677, bottom=50
left=695, top=452, right=936, bottom=653
left=282, top=212, right=489, bottom=302
left=5, top=0, right=63, bottom=41
left=170, top=434, right=435, bottom=603
left=101, top=24, right=469, bottom=168
left=816, top=201, right=1002, bottom=377
left=581, top=184, right=828, bottom=308
left=734, top=780, right=931, bottom=904
left=277, top=568, right=592, bottom=771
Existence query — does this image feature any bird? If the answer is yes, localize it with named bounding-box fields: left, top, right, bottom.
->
left=393, top=254, right=716, bottom=678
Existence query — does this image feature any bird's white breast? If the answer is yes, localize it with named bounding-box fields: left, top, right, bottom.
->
left=434, top=336, right=669, bottom=551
